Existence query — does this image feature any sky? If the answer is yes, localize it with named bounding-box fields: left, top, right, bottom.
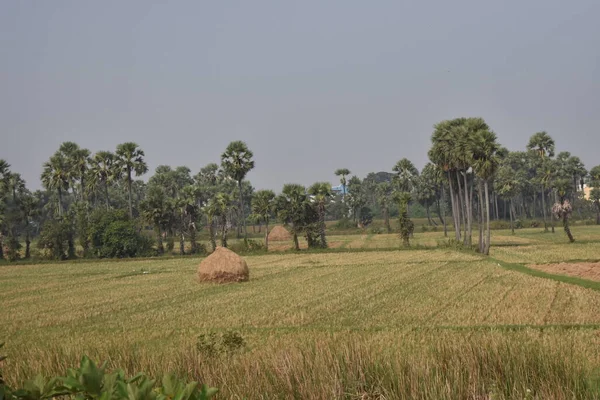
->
left=1, top=0, right=599, bottom=191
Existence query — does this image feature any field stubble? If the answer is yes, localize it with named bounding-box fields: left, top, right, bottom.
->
left=3, top=227, right=600, bottom=398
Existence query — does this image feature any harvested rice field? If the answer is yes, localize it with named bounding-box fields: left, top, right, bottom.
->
left=3, top=226, right=600, bottom=399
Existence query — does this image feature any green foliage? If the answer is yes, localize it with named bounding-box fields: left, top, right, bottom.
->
left=358, top=206, right=373, bottom=227
left=89, top=210, right=153, bottom=258
left=196, top=331, right=246, bottom=358
left=0, top=350, right=217, bottom=400
left=334, top=217, right=356, bottom=229
left=396, top=192, right=414, bottom=247
left=37, top=218, right=74, bottom=260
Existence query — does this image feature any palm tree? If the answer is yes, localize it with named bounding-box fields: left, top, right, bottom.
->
left=41, top=153, right=70, bottom=217
left=275, top=184, right=307, bottom=251
left=210, top=193, right=234, bottom=248
left=308, top=182, right=333, bottom=248
left=178, top=185, right=202, bottom=254
left=334, top=168, right=351, bottom=198
left=376, top=182, right=393, bottom=233
left=392, top=159, right=419, bottom=193
left=59, top=142, right=91, bottom=201
left=527, top=132, right=555, bottom=232
left=221, top=141, right=255, bottom=239
left=140, top=186, right=170, bottom=255
left=89, top=151, right=119, bottom=210
left=115, top=142, right=148, bottom=218
left=471, top=130, right=500, bottom=255
left=7, top=173, right=25, bottom=203
left=252, top=190, right=276, bottom=251
left=18, top=189, right=38, bottom=258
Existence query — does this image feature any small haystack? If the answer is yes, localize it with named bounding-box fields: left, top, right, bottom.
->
left=268, top=225, right=292, bottom=242
left=197, top=246, right=249, bottom=283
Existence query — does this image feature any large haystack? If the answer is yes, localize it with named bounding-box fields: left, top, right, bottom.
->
left=268, top=225, right=292, bottom=242
left=197, top=247, right=249, bottom=283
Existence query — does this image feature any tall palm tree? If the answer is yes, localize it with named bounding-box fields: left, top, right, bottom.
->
left=252, top=190, right=276, bottom=251
left=334, top=168, right=351, bottom=198
left=221, top=141, right=255, bottom=239
left=178, top=185, right=202, bottom=254
left=308, top=182, right=333, bottom=248
left=41, top=153, right=70, bottom=217
left=17, top=188, right=38, bottom=258
left=376, top=182, right=393, bottom=233
left=392, top=159, right=419, bottom=193
left=7, top=173, right=25, bottom=203
left=140, top=185, right=170, bottom=255
left=115, top=142, right=148, bottom=218
left=275, top=184, right=307, bottom=251
left=471, top=130, right=500, bottom=255
left=59, top=142, right=91, bottom=202
left=527, top=131, right=555, bottom=232
left=89, top=151, right=119, bottom=210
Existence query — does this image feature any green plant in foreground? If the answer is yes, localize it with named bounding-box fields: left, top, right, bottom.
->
left=0, top=344, right=217, bottom=400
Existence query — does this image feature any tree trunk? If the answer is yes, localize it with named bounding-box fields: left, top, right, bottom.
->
left=209, top=217, right=216, bottom=251
left=319, top=204, right=327, bottom=248
left=156, top=227, right=164, bottom=255
left=494, top=193, right=499, bottom=220
left=264, top=218, right=269, bottom=251
left=220, top=216, right=228, bottom=247
left=426, top=204, right=433, bottom=226
left=541, top=185, right=548, bottom=231
left=0, top=235, right=4, bottom=260
left=190, top=222, right=198, bottom=254
left=478, top=180, right=484, bottom=253
left=238, top=180, right=247, bottom=239
left=440, top=186, right=448, bottom=237
left=293, top=231, right=299, bottom=251
left=58, top=187, right=63, bottom=217
left=384, top=203, right=391, bottom=233
left=456, top=172, right=467, bottom=244
left=595, top=201, right=600, bottom=225
left=448, top=171, right=460, bottom=241
left=510, top=199, right=515, bottom=234
left=25, top=230, right=31, bottom=258
left=464, top=171, right=473, bottom=246
left=127, top=170, right=133, bottom=218
left=563, top=215, right=575, bottom=243
left=105, top=181, right=111, bottom=211
left=484, top=180, right=491, bottom=255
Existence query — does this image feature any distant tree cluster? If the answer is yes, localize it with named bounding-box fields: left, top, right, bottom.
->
left=1, top=120, right=598, bottom=261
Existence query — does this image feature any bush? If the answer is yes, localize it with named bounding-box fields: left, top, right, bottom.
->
left=37, top=218, right=74, bottom=260
left=334, top=217, right=356, bottom=230
left=89, top=210, right=154, bottom=258
left=229, top=239, right=265, bottom=254
left=359, top=207, right=373, bottom=227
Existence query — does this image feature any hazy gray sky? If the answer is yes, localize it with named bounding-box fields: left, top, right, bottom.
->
left=1, top=0, right=599, bottom=191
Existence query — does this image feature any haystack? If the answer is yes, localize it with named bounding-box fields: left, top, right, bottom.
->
left=268, top=225, right=292, bottom=242
left=197, top=247, right=249, bottom=283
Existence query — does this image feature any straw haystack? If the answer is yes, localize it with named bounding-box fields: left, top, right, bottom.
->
left=197, top=247, right=249, bottom=283
left=268, top=225, right=292, bottom=242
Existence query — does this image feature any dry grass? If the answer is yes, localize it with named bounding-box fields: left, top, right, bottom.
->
left=4, top=226, right=600, bottom=398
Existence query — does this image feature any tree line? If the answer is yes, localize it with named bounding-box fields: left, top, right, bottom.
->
left=1, top=118, right=599, bottom=260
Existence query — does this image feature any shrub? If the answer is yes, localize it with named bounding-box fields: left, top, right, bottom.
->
left=359, top=206, right=373, bottom=227
left=37, top=218, right=74, bottom=260
left=229, top=239, right=265, bottom=254
left=334, top=218, right=356, bottom=230
left=89, top=210, right=154, bottom=258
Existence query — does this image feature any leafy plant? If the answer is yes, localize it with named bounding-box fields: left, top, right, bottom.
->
left=0, top=349, right=217, bottom=400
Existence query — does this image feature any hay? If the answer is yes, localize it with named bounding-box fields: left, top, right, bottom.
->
left=268, top=225, right=292, bottom=242
left=197, top=246, right=249, bottom=283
